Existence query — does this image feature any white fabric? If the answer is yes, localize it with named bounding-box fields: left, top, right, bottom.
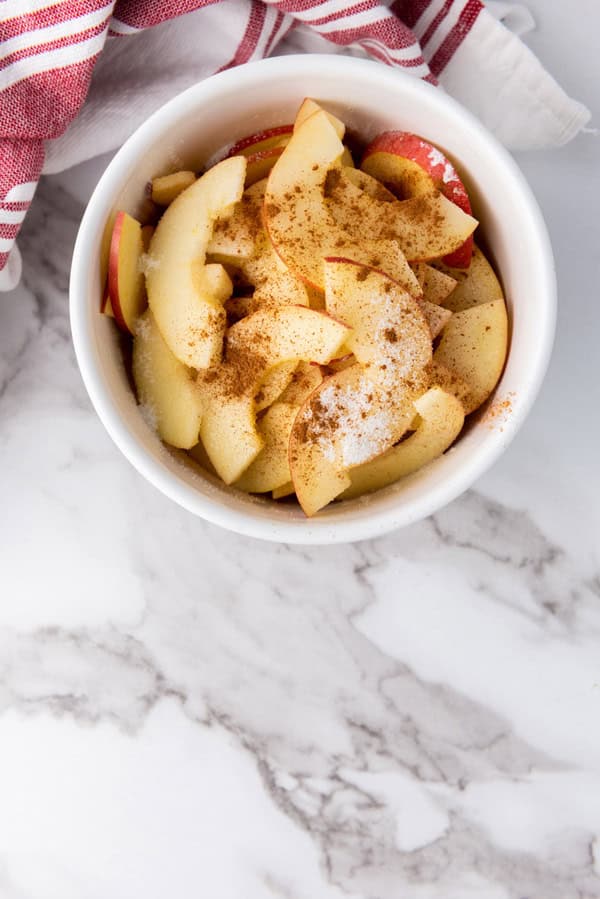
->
left=0, top=1, right=589, bottom=292
left=485, top=1, right=535, bottom=36
left=43, top=3, right=591, bottom=176
left=441, top=8, right=590, bottom=149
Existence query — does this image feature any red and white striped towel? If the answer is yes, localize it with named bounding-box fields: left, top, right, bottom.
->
left=0, top=0, right=590, bottom=290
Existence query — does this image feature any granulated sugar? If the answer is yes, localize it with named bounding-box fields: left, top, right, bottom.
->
left=139, top=252, right=161, bottom=276
left=366, top=291, right=431, bottom=391
left=426, top=145, right=459, bottom=185
left=315, top=374, right=392, bottom=468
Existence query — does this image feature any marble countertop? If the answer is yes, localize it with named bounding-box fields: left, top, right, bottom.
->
left=1, top=5, right=599, bottom=898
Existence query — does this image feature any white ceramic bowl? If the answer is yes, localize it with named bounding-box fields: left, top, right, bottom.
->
left=70, top=54, right=555, bottom=544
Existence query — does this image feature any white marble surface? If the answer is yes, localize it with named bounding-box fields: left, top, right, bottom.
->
left=1, top=5, right=600, bottom=898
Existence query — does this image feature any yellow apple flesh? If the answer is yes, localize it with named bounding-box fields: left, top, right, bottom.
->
left=341, top=387, right=465, bottom=499
left=146, top=155, right=246, bottom=369
left=293, top=98, right=345, bottom=140
left=207, top=176, right=264, bottom=261
left=433, top=298, right=508, bottom=413
left=255, top=362, right=298, bottom=412
left=272, top=481, right=295, bottom=499
left=278, top=362, right=323, bottom=404
left=326, top=169, right=478, bottom=262
left=323, top=259, right=431, bottom=391
left=421, top=264, right=457, bottom=305
left=132, top=310, right=204, bottom=449
left=234, top=402, right=300, bottom=493
left=435, top=244, right=504, bottom=312
left=199, top=305, right=350, bottom=484
left=151, top=170, right=196, bottom=205
left=264, top=110, right=345, bottom=288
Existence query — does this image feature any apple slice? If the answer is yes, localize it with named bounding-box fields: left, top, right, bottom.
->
left=361, top=132, right=474, bottom=268
left=245, top=146, right=285, bottom=187
left=264, top=109, right=345, bottom=288
left=294, top=98, right=345, bottom=140
left=291, top=363, right=421, bottom=475
left=188, top=439, right=218, bottom=476
left=235, top=402, right=300, bottom=493
left=289, top=437, right=351, bottom=517
left=329, top=237, right=421, bottom=297
left=108, top=211, right=147, bottom=335
left=323, top=259, right=431, bottom=391
left=213, top=188, right=310, bottom=312
left=207, top=176, right=264, bottom=261
left=242, top=234, right=310, bottom=308
left=433, top=299, right=508, bottom=414
left=289, top=363, right=419, bottom=516
left=340, top=147, right=354, bottom=168
left=132, top=310, right=204, bottom=449
left=146, top=155, right=246, bottom=369
left=199, top=305, right=350, bottom=483
left=101, top=284, right=114, bottom=317
left=421, top=301, right=452, bottom=339
left=325, top=169, right=478, bottom=263
left=428, top=361, right=474, bottom=412
left=273, top=481, right=294, bottom=499
left=434, top=244, right=504, bottom=313
left=411, top=263, right=424, bottom=287
left=151, top=170, right=196, bottom=205
left=420, top=265, right=457, bottom=305
left=227, top=125, right=293, bottom=158
left=278, top=362, right=323, bottom=404
left=255, top=361, right=298, bottom=412
left=265, top=112, right=474, bottom=289
left=341, top=387, right=465, bottom=499
left=341, top=167, right=396, bottom=203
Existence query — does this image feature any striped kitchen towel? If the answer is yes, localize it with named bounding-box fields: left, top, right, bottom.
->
left=0, top=0, right=591, bottom=290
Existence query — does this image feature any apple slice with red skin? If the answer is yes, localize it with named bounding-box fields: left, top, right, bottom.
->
left=227, top=125, right=292, bottom=158
left=264, top=111, right=476, bottom=289
left=108, top=210, right=147, bottom=335
left=325, top=169, right=477, bottom=265
left=362, top=132, right=474, bottom=268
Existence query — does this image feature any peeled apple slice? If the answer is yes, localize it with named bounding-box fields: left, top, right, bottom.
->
left=146, top=155, right=246, bottom=369
left=255, top=362, right=298, bottom=412
left=435, top=244, right=504, bottom=312
left=264, top=110, right=346, bottom=289
left=234, top=402, right=300, bottom=493
left=433, top=299, right=508, bottom=414
left=293, top=98, right=345, bottom=139
left=132, top=310, right=204, bottom=449
left=151, top=170, right=196, bottom=205
left=199, top=305, right=350, bottom=484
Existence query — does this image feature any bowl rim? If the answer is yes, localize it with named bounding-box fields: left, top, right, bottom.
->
left=69, top=53, right=556, bottom=545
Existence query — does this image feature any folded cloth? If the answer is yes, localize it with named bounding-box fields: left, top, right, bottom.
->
left=0, top=0, right=591, bottom=291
